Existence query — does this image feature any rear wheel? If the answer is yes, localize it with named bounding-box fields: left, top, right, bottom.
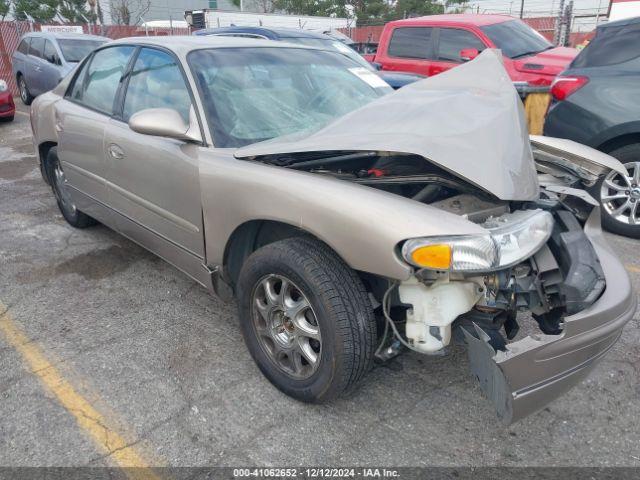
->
left=593, top=144, right=640, bottom=238
left=237, top=237, right=377, bottom=403
left=46, top=147, right=97, bottom=229
left=18, top=75, right=33, bottom=105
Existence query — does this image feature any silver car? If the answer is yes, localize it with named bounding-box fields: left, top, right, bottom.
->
left=30, top=36, right=636, bottom=423
left=12, top=32, right=108, bottom=105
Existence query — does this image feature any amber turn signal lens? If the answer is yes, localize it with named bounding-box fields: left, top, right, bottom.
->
left=410, top=244, right=452, bottom=269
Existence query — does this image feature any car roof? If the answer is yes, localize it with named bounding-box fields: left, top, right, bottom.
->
left=22, top=32, right=108, bottom=41
left=598, top=15, right=640, bottom=29
left=389, top=13, right=515, bottom=27
left=194, top=26, right=332, bottom=40
left=108, top=35, right=323, bottom=55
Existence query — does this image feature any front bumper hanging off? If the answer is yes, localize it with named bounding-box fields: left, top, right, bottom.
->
left=464, top=209, right=637, bottom=423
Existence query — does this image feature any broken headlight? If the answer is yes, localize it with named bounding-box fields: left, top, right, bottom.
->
left=402, top=209, right=554, bottom=272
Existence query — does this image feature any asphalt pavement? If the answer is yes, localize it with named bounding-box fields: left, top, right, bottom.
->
left=1, top=103, right=639, bottom=469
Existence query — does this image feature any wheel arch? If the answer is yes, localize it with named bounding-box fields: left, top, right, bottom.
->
left=597, top=132, right=640, bottom=155
left=221, top=219, right=391, bottom=303
left=38, top=141, right=58, bottom=185
left=223, top=219, right=329, bottom=289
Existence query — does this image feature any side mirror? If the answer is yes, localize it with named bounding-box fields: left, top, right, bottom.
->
left=128, top=107, right=202, bottom=143
left=460, top=48, right=479, bottom=62
left=370, top=61, right=382, bottom=71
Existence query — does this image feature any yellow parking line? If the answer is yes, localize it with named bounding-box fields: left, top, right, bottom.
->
left=15, top=109, right=29, bottom=117
left=0, top=302, right=161, bottom=479
left=626, top=265, right=640, bottom=274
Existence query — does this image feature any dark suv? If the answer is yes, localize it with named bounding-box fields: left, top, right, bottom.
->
left=544, top=16, right=640, bottom=238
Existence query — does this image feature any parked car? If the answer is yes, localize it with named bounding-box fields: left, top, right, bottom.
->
left=0, top=79, right=15, bottom=122
left=12, top=32, right=108, bottom=105
left=30, top=37, right=635, bottom=423
left=544, top=16, right=640, bottom=238
left=194, top=26, right=424, bottom=89
left=372, top=14, right=577, bottom=84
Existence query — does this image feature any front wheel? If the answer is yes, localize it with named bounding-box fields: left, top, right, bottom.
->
left=593, top=144, right=640, bottom=238
left=237, top=237, right=377, bottom=403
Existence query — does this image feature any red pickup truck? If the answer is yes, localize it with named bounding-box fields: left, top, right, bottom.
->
left=372, top=14, right=578, bottom=85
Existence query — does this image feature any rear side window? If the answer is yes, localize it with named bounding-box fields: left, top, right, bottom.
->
left=572, top=22, right=640, bottom=68
left=28, top=37, right=45, bottom=58
left=17, top=38, right=30, bottom=54
left=388, top=27, right=435, bottom=59
left=69, top=46, right=135, bottom=115
left=122, top=48, right=192, bottom=122
left=437, top=28, right=486, bottom=62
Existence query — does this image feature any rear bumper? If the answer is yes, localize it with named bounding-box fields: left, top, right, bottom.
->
left=464, top=208, right=637, bottom=423
left=0, top=92, right=15, bottom=117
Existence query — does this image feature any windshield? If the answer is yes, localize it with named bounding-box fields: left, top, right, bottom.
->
left=481, top=20, right=552, bottom=59
left=280, top=36, right=373, bottom=69
left=189, top=47, right=391, bottom=148
left=58, top=39, right=107, bottom=63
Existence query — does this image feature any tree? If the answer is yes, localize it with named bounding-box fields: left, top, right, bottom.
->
left=111, top=0, right=151, bottom=25
left=271, top=0, right=349, bottom=18
left=14, top=0, right=59, bottom=22
left=0, top=0, right=9, bottom=21
left=59, top=0, right=91, bottom=23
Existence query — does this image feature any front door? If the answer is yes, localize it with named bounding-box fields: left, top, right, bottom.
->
left=56, top=45, right=136, bottom=220
left=430, top=27, right=487, bottom=76
left=103, top=47, right=206, bottom=279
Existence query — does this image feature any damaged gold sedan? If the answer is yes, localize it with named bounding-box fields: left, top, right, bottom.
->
left=30, top=37, right=636, bottom=423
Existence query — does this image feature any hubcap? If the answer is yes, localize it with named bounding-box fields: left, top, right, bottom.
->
left=53, top=161, right=76, bottom=215
left=251, top=274, right=321, bottom=379
left=600, top=161, right=640, bottom=226
left=19, top=80, right=27, bottom=101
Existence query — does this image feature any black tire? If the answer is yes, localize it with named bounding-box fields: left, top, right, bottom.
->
left=17, top=75, right=33, bottom=106
left=237, top=237, right=377, bottom=403
left=591, top=143, right=640, bottom=239
left=45, top=147, right=97, bottom=229
left=0, top=115, right=13, bottom=122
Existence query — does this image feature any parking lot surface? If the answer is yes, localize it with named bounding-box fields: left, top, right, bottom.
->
left=1, top=104, right=640, bottom=468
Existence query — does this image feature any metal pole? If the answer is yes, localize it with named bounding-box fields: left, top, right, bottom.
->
left=169, top=14, right=173, bottom=34
left=519, top=0, right=524, bottom=18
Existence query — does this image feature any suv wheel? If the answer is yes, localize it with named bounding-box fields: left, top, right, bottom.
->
left=237, top=237, right=377, bottom=402
left=18, top=75, right=33, bottom=105
left=594, top=144, right=640, bottom=238
left=46, top=147, right=97, bottom=229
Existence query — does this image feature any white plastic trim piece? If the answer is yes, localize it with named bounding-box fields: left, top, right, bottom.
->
left=399, top=278, right=482, bottom=354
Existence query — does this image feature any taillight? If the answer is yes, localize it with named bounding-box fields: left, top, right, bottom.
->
left=550, top=76, right=589, bottom=101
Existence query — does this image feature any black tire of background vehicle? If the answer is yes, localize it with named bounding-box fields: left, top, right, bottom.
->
left=0, top=115, right=14, bottom=122
left=45, top=147, right=97, bottom=229
left=18, top=75, right=33, bottom=105
left=237, top=237, right=377, bottom=403
left=591, top=143, right=640, bottom=239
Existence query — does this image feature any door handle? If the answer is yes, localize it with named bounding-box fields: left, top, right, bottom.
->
left=107, top=144, right=125, bottom=160
left=34, top=66, right=41, bottom=72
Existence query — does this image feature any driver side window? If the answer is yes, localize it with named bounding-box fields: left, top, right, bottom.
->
left=122, top=48, right=192, bottom=123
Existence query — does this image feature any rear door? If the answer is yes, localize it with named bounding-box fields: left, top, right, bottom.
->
left=56, top=45, right=136, bottom=220
left=26, top=36, right=45, bottom=95
left=104, top=46, right=205, bottom=267
left=433, top=27, right=487, bottom=75
left=379, top=26, right=436, bottom=76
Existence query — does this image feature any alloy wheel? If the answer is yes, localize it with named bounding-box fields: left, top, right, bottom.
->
left=19, top=79, right=27, bottom=103
left=600, top=161, right=640, bottom=226
left=251, top=274, right=322, bottom=379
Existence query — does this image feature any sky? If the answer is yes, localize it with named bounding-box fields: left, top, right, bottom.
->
left=460, top=0, right=611, bottom=31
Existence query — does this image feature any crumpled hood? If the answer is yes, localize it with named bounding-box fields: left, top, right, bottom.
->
left=235, top=49, right=539, bottom=201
